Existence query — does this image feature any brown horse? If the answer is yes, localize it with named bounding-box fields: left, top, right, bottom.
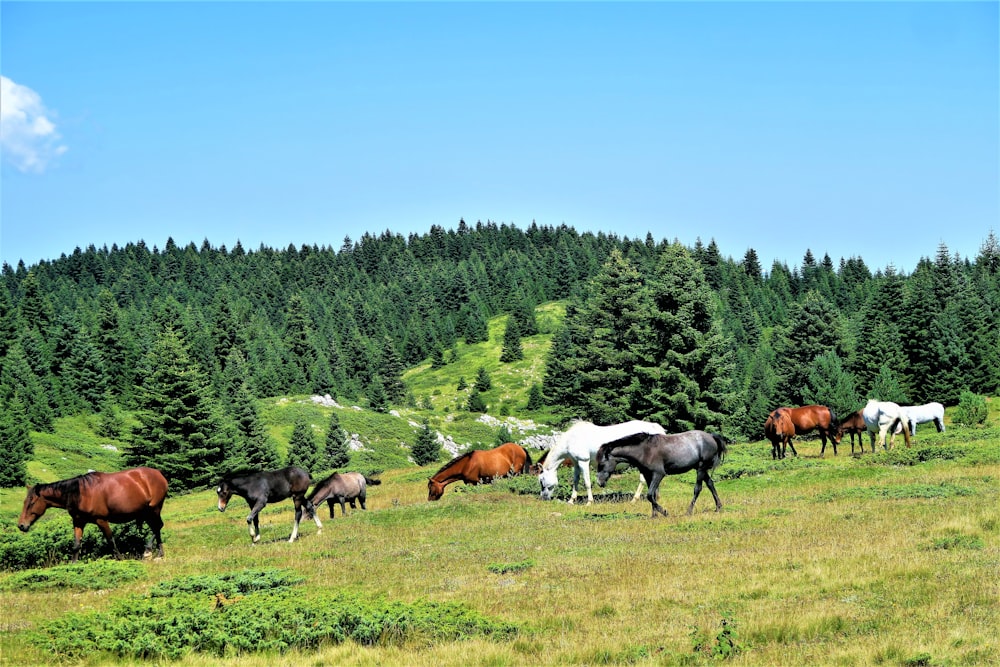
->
left=765, top=405, right=842, bottom=458
left=839, top=410, right=868, bottom=454
left=18, top=467, right=168, bottom=562
left=764, top=408, right=796, bottom=460
left=428, top=442, right=532, bottom=501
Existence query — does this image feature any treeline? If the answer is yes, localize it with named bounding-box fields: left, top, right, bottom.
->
left=1, top=221, right=998, bottom=488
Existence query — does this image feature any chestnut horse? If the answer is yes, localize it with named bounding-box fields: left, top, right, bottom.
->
left=764, top=408, right=796, bottom=460
left=839, top=410, right=869, bottom=454
left=764, top=405, right=841, bottom=458
left=428, top=442, right=531, bottom=500
left=18, top=467, right=168, bottom=562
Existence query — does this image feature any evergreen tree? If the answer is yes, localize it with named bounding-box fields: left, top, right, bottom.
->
left=286, top=416, right=319, bottom=472
left=462, top=305, right=489, bottom=344
left=378, top=336, right=407, bottom=403
left=0, top=341, right=54, bottom=432
left=96, top=395, right=126, bottom=439
left=467, top=387, right=487, bottom=413
left=499, top=316, right=524, bottom=362
left=0, top=395, right=32, bottom=486
left=474, top=366, right=492, bottom=392
left=802, top=351, right=862, bottom=419
left=126, top=326, right=227, bottom=491
left=430, top=347, right=446, bottom=369
left=367, top=376, right=389, bottom=413
left=229, top=382, right=281, bottom=471
left=283, top=294, right=316, bottom=393
left=639, top=243, right=730, bottom=431
left=541, top=316, right=581, bottom=410
left=324, top=411, right=350, bottom=470
left=772, top=291, right=845, bottom=406
left=411, top=420, right=441, bottom=466
left=525, top=383, right=544, bottom=410
left=868, top=366, right=909, bottom=404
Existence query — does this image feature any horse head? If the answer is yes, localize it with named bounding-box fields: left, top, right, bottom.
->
left=594, top=445, right=617, bottom=488
left=215, top=480, right=234, bottom=512
left=18, top=485, right=46, bottom=532
left=537, top=466, right=560, bottom=500
left=427, top=477, right=446, bottom=501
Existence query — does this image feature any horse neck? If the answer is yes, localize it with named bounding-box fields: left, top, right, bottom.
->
left=431, top=462, right=465, bottom=484
left=37, top=484, right=71, bottom=509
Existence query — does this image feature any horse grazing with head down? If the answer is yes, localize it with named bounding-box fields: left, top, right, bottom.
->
left=596, top=430, right=727, bottom=518
left=764, top=405, right=842, bottom=458
left=764, top=408, right=796, bottom=460
left=538, top=420, right=667, bottom=505
left=839, top=410, right=869, bottom=454
left=862, top=400, right=912, bottom=450
left=216, top=466, right=321, bottom=543
left=428, top=442, right=531, bottom=501
left=896, top=402, right=946, bottom=437
left=308, top=471, right=381, bottom=518
left=18, top=467, right=168, bottom=562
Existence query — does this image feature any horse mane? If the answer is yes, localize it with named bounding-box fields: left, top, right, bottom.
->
left=598, top=431, right=653, bottom=455
left=433, top=451, right=476, bottom=476
left=217, top=469, right=262, bottom=484
left=37, top=473, right=91, bottom=505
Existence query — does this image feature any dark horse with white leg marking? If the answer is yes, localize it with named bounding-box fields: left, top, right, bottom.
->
left=215, top=466, right=321, bottom=543
left=18, top=467, right=168, bottom=563
left=596, top=431, right=727, bottom=518
left=307, top=471, right=381, bottom=518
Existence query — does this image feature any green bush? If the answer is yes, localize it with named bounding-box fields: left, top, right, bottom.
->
left=0, top=559, right=145, bottom=591
left=32, top=569, right=520, bottom=661
left=955, top=392, right=988, bottom=426
left=1, top=520, right=160, bottom=571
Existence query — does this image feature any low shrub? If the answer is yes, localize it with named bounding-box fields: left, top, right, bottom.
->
left=32, top=569, right=520, bottom=661
left=954, top=392, right=988, bottom=426
left=0, top=520, right=161, bottom=571
left=0, top=559, right=145, bottom=591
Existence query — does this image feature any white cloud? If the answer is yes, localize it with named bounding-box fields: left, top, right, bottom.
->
left=1, top=75, right=68, bottom=173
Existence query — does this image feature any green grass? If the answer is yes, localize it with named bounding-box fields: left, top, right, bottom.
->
left=2, top=430, right=998, bottom=666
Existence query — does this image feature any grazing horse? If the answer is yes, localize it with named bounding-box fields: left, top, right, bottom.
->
left=596, top=431, right=727, bottom=518
left=308, top=472, right=381, bottom=518
left=764, top=408, right=796, bottom=460
left=895, top=402, right=946, bottom=436
left=839, top=410, right=869, bottom=454
left=428, top=442, right=531, bottom=501
left=18, top=467, right=167, bottom=563
left=764, top=405, right=842, bottom=458
left=538, top=420, right=666, bottom=505
left=216, top=466, right=321, bottom=543
left=862, top=400, right=912, bottom=450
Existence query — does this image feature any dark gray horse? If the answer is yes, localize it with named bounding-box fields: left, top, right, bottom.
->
left=307, top=471, right=380, bottom=518
left=596, top=430, right=727, bottom=518
left=215, top=466, right=321, bottom=543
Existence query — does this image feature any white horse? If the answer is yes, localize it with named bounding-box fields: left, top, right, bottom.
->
left=893, top=402, right=946, bottom=436
left=862, top=400, right=912, bottom=450
left=538, top=420, right=666, bottom=505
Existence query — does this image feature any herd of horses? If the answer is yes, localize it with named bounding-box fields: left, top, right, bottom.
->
left=16, top=400, right=947, bottom=561
left=764, top=400, right=944, bottom=460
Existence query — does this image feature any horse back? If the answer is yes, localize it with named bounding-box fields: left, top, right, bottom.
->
left=76, top=467, right=168, bottom=518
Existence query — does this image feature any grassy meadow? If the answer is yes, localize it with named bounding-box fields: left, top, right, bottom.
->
left=1, top=310, right=998, bottom=665
left=2, top=418, right=998, bottom=666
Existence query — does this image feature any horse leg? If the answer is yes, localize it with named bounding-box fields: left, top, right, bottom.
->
left=786, top=437, right=798, bottom=458
left=95, top=519, right=122, bottom=559
left=290, top=499, right=303, bottom=542
left=568, top=465, right=580, bottom=504
left=577, top=459, right=595, bottom=506
left=70, top=522, right=86, bottom=563
left=704, top=473, right=723, bottom=512
left=247, top=501, right=266, bottom=543
left=145, top=511, right=165, bottom=559
left=647, top=474, right=668, bottom=518
left=687, top=471, right=705, bottom=515
left=936, top=417, right=945, bottom=433
left=632, top=473, right=646, bottom=502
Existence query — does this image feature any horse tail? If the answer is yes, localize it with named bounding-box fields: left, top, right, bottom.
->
left=827, top=406, right=838, bottom=428
left=710, top=433, right=728, bottom=468
left=521, top=447, right=533, bottom=474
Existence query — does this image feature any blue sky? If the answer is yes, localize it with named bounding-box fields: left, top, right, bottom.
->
left=2, top=2, right=997, bottom=273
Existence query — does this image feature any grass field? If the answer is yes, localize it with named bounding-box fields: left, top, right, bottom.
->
left=2, top=423, right=998, bottom=666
